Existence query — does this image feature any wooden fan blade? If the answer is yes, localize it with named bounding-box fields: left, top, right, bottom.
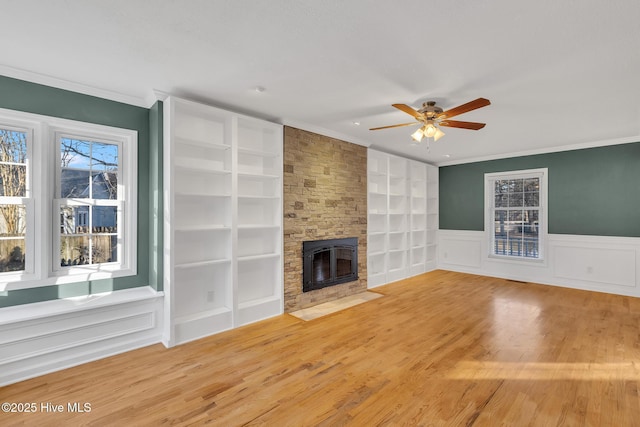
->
left=437, top=98, right=491, bottom=119
left=439, top=120, right=486, bottom=130
left=370, top=122, right=419, bottom=131
left=392, top=104, right=424, bottom=120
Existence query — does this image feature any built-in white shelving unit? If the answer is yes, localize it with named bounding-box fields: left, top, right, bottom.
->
left=409, top=161, right=427, bottom=276
left=235, top=116, right=283, bottom=326
left=367, top=150, right=389, bottom=288
left=367, top=149, right=437, bottom=288
left=387, top=155, right=409, bottom=283
left=164, top=97, right=283, bottom=346
left=426, top=164, right=439, bottom=270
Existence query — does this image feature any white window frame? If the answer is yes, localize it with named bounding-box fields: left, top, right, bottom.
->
left=0, top=120, right=38, bottom=284
left=0, top=107, right=137, bottom=291
left=485, top=168, right=548, bottom=264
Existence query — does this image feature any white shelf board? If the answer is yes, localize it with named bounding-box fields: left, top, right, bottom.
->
left=238, top=222, right=279, bottom=228
left=237, top=295, right=280, bottom=310
left=238, top=172, right=279, bottom=180
left=238, top=224, right=280, bottom=230
left=174, top=224, right=231, bottom=232
left=175, top=192, right=231, bottom=198
left=237, top=195, right=280, bottom=200
left=174, top=159, right=231, bottom=174
left=237, top=253, right=280, bottom=262
left=388, top=249, right=407, bottom=254
left=368, top=250, right=386, bottom=257
left=237, top=146, right=280, bottom=157
left=174, top=258, right=232, bottom=269
left=174, top=306, right=233, bottom=325
left=175, top=136, right=230, bottom=151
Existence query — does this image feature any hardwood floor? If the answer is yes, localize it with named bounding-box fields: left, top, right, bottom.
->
left=2, top=270, right=640, bottom=426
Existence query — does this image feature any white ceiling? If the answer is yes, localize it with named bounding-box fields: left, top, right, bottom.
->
left=2, top=0, right=639, bottom=165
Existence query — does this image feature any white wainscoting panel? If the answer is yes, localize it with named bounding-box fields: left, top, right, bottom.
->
left=549, top=235, right=638, bottom=293
left=438, top=230, right=640, bottom=297
left=0, top=287, right=164, bottom=386
left=554, top=246, right=636, bottom=287
left=439, top=231, right=483, bottom=268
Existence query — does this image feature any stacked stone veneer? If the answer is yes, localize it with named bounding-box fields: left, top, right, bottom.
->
left=283, top=126, right=367, bottom=312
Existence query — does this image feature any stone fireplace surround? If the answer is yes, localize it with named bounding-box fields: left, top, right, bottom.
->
left=283, top=126, right=367, bottom=312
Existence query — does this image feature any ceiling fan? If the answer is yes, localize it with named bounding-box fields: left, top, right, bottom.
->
left=370, top=97, right=491, bottom=142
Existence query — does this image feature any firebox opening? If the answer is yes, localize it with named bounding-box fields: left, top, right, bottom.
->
left=303, top=237, right=358, bottom=292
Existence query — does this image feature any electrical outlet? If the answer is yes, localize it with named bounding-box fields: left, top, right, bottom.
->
left=207, top=291, right=215, bottom=302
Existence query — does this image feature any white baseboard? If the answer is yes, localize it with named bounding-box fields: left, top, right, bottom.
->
left=438, top=230, right=640, bottom=297
left=0, top=287, right=164, bottom=386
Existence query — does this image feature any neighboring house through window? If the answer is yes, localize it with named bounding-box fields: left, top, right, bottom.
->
left=57, top=136, right=120, bottom=267
left=485, top=168, right=547, bottom=262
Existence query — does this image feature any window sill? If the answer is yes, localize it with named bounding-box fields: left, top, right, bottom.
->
left=487, top=254, right=547, bottom=268
left=0, top=286, right=163, bottom=326
left=1, top=267, right=137, bottom=292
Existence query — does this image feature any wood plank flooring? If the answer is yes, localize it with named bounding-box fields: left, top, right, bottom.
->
left=2, top=270, right=640, bottom=426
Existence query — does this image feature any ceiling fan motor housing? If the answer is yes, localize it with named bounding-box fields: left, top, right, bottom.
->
left=419, top=101, right=443, bottom=119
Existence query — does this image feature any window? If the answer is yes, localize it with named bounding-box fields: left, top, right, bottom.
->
left=56, top=135, right=121, bottom=269
left=0, top=108, right=137, bottom=291
left=485, top=168, right=547, bottom=261
left=0, top=126, right=32, bottom=275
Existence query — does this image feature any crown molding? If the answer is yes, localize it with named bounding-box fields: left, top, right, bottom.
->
left=0, top=65, right=149, bottom=108
left=146, top=89, right=169, bottom=106
left=434, top=134, right=640, bottom=167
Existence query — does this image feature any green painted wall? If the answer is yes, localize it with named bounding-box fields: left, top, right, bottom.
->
left=439, top=142, right=640, bottom=237
left=0, top=75, right=157, bottom=307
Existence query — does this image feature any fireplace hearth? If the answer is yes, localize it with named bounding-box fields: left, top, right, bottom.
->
left=302, top=237, right=358, bottom=292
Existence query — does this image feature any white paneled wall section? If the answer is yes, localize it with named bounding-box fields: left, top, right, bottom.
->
left=438, top=231, right=640, bottom=298
left=0, top=287, right=163, bottom=386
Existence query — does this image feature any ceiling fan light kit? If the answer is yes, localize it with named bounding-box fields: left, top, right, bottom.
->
left=372, top=97, right=490, bottom=145
left=411, top=121, right=445, bottom=143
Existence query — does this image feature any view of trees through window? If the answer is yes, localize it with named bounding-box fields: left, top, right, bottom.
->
left=0, top=128, right=27, bottom=273
left=59, top=137, right=119, bottom=267
left=493, top=177, right=540, bottom=258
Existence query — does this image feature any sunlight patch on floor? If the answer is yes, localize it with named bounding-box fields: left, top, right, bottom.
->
left=448, top=361, right=640, bottom=380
